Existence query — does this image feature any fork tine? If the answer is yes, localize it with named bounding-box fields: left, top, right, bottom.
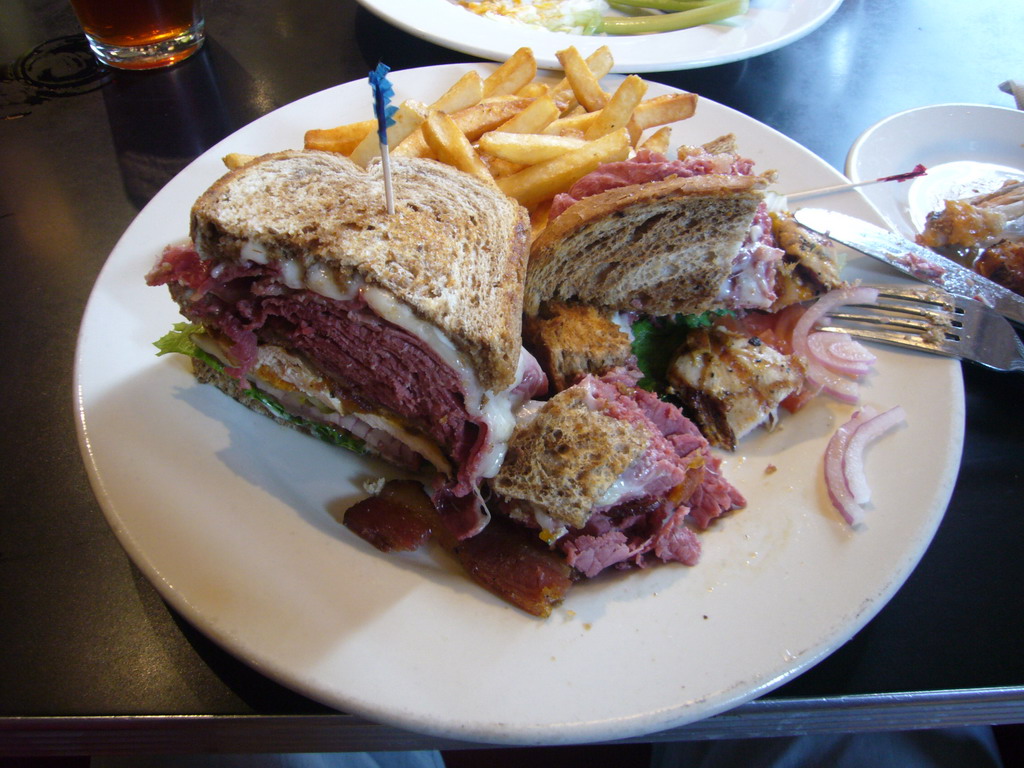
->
left=827, top=311, right=940, bottom=334
left=816, top=322, right=959, bottom=357
left=820, top=285, right=963, bottom=356
left=872, top=284, right=956, bottom=310
left=818, top=285, right=1024, bottom=372
left=841, top=286, right=957, bottom=325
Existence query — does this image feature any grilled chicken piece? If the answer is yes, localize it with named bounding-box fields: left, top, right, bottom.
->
left=770, top=211, right=846, bottom=311
left=667, top=326, right=805, bottom=451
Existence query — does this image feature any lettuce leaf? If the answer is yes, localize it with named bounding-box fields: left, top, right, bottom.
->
left=154, top=323, right=366, bottom=455
left=153, top=322, right=224, bottom=371
left=242, top=387, right=368, bottom=455
left=631, top=310, right=731, bottom=391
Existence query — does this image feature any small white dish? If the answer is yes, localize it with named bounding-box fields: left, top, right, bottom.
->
left=846, top=103, right=1024, bottom=240
left=354, top=0, right=844, bottom=73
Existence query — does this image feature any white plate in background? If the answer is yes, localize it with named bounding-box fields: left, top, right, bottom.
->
left=846, top=103, right=1024, bottom=240
left=75, top=64, right=962, bottom=746
left=354, top=0, right=844, bottom=73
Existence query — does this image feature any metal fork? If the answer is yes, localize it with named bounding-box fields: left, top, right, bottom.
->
left=818, top=285, right=1024, bottom=372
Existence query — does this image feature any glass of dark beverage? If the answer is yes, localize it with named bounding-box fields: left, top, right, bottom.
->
left=68, top=0, right=205, bottom=70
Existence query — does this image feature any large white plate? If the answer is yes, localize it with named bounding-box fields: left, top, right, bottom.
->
left=75, top=64, right=963, bottom=746
left=354, top=0, right=844, bottom=72
left=846, top=103, right=1024, bottom=241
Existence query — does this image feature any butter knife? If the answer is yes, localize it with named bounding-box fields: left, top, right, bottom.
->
left=794, top=207, right=1024, bottom=327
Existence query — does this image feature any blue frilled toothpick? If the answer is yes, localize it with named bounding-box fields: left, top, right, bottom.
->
left=369, top=62, right=398, bottom=214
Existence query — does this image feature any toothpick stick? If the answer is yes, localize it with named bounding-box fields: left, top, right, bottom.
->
left=369, top=62, right=398, bottom=214
left=786, top=164, right=927, bottom=202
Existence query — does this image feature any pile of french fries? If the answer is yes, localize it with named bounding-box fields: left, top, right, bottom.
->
left=226, top=46, right=698, bottom=231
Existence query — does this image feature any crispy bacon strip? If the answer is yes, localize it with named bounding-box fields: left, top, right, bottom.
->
left=343, top=480, right=435, bottom=552
left=344, top=480, right=575, bottom=617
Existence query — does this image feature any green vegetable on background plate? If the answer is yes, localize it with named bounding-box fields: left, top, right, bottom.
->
left=603, top=0, right=749, bottom=34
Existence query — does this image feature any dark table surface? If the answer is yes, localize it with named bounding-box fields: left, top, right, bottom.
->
left=2, top=0, right=1023, bottom=756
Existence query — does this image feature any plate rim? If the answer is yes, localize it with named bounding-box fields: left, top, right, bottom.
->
left=352, top=0, right=846, bottom=73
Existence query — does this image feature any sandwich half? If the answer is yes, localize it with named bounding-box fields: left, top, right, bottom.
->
left=147, top=150, right=546, bottom=537
left=521, top=138, right=845, bottom=448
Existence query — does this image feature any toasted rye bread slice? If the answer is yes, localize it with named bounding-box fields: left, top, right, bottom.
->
left=190, top=150, right=530, bottom=394
left=490, top=385, right=650, bottom=529
left=525, top=173, right=768, bottom=317
left=523, top=301, right=635, bottom=393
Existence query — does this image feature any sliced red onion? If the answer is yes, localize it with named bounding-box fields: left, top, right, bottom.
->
left=792, top=286, right=880, bottom=403
left=808, top=331, right=877, bottom=378
left=824, top=405, right=907, bottom=526
left=844, top=405, right=907, bottom=505
left=824, top=407, right=876, bottom=525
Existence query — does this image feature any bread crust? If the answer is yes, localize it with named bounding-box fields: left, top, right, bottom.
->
left=190, top=150, right=531, bottom=394
left=526, top=173, right=768, bottom=317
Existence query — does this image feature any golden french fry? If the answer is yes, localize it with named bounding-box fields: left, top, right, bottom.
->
left=628, top=121, right=643, bottom=147
left=556, top=46, right=607, bottom=112
left=552, top=46, right=613, bottom=101
left=451, top=97, right=535, bottom=141
left=551, top=90, right=575, bottom=114
left=516, top=82, right=550, bottom=99
left=628, top=94, right=697, bottom=145
left=222, top=152, right=257, bottom=170
left=584, top=74, right=647, bottom=140
left=542, top=110, right=600, bottom=136
left=430, top=70, right=485, bottom=114
left=631, top=92, right=698, bottom=131
left=478, top=132, right=588, bottom=165
left=638, top=126, right=672, bottom=155
left=391, top=130, right=434, bottom=159
left=530, top=200, right=552, bottom=240
left=422, top=111, right=494, bottom=185
left=304, top=119, right=376, bottom=154
left=350, top=100, right=429, bottom=168
left=496, top=95, right=560, bottom=134
left=394, top=97, right=528, bottom=159
left=480, top=153, right=525, bottom=179
left=391, top=115, right=434, bottom=159
left=482, top=47, right=537, bottom=97
left=303, top=46, right=646, bottom=211
left=392, top=74, right=485, bottom=159
left=496, top=128, right=631, bottom=208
